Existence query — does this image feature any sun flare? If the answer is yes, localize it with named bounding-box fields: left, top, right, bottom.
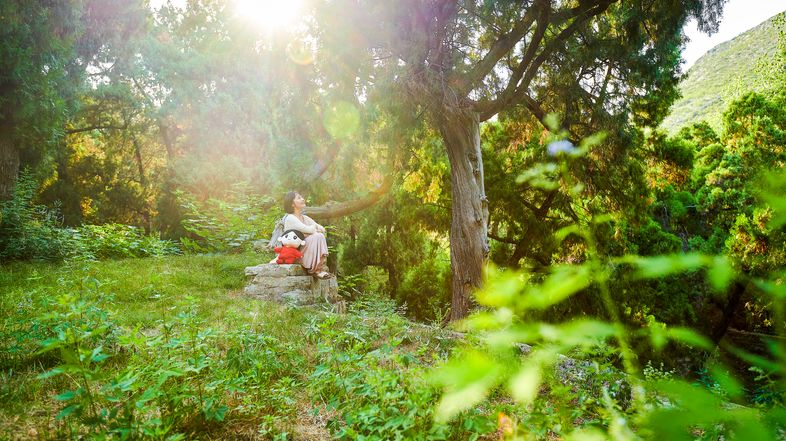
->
left=234, top=0, right=304, bottom=30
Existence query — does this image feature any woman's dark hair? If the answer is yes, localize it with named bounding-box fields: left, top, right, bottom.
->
left=283, top=191, right=298, bottom=214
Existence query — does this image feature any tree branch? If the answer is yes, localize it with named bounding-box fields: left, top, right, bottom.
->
left=488, top=231, right=518, bottom=245
left=65, top=124, right=128, bottom=134
left=304, top=178, right=393, bottom=219
left=456, top=5, right=541, bottom=94
left=478, top=0, right=617, bottom=120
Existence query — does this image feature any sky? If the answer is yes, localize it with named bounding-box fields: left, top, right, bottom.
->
left=682, top=0, right=786, bottom=69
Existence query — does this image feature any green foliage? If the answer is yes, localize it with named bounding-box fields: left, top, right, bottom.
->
left=0, top=171, right=179, bottom=261
left=433, top=135, right=786, bottom=439
left=0, top=254, right=503, bottom=439
left=0, top=170, right=71, bottom=260
left=305, top=300, right=496, bottom=440
left=178, top=186, right=279, bottom=254
left=662, top=12, right=785, bottom=132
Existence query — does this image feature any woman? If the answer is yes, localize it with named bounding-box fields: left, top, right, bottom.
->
left=282, top=191, right=331, bottom=279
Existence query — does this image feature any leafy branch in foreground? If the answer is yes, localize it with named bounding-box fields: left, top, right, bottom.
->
left=433, top=128, right=786, bottom=440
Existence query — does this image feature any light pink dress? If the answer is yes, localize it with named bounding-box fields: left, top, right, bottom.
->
left=284, top=214, right=328, bottom=273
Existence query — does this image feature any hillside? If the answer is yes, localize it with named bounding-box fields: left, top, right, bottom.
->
left=661, top=11, right=784, bottom=133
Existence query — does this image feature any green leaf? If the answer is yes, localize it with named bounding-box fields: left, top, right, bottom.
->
left=754, top=278, right=786, bottom=299
left=623, top=254, right=706, bottom=279
left=706, top=256, right=735, bottom=293
left=55, top=390, right=77, bottom=401
left=667, top=327, right=713, bottom=350
left=435, top=382, right=489, bottom=423
left=578, top=131, right=607, bottom=151
left=508, top=362, right=541, bottom=405
left=555, top=320, right=617, bottom=346
left=90, top=346, right=110, bottom=363
left=554, top=225, right=586, bottom=243
left=544, top=113, right=561, bottom=132
left=521, top=265, right=591, bottom=310
left=476, top=270, right=523, bottom=308
left=56, top=404, right=81, bottom=421
left=707, top=364, right=743, bottom=399
left=432, top=351, right=502, bottom=422
left=37, top=367, right=64, bottom=380
left=726, top=346, right=784, bottom=373
left=564, top=428, right=609, bottom=441
left=648, top=321, right=668, bottom=351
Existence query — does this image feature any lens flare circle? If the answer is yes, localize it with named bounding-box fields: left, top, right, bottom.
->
left=286, top=39, right=315, bottom=65
left=323, top=101, right=360, bottom=140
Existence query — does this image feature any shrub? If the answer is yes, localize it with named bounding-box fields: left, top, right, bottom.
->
left=0, top=171, right=179, bottom=262
left=178, top=185, right=280, bottom=253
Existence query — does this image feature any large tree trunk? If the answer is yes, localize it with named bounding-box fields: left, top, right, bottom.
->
left=0, top=127, right=20, bottom=201
left=438, top=107, right=489, bottom=321
left=711, top=281, right=748, bottom=346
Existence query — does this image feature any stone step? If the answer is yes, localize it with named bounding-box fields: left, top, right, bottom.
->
left=247, top=275, right=312, bottom=293
left=244, top=264, right=342, bottom=309
left=244, top=264, right=308, bottom=278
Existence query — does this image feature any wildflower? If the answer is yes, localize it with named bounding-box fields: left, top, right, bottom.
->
left=547, top=140, right=576, bottom=156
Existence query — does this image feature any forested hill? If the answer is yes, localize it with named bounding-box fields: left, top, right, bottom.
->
left=661, top=11, right=784, bottom=133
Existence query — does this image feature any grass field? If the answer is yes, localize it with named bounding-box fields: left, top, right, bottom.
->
left=0, top=254, right=505, bottom=440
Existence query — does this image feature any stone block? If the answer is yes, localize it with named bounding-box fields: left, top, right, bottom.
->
left=311, top=277, right=340, bottom=303
left=245, top=264, right=309, bottom=278
left=244, top=263, right=344, bottom=310
left=246, top=275, right=312, bottom=294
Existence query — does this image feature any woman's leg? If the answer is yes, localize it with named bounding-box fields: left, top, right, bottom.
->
left=301, top=233, right=329, bottom=275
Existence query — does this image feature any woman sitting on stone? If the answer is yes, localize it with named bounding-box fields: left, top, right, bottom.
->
left=282, top=191, right=331, bottom=279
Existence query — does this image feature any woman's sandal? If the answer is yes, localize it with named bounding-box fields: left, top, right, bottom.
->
left=314, top=271, right=332, bottom=279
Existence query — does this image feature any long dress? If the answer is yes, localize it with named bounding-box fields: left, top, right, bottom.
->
left=283, top=214, right=328, bottom=273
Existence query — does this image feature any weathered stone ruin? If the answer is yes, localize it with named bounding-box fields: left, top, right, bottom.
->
left=244, top=263, right=344, bottom=311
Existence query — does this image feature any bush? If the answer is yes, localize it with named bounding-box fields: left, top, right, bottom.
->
left=178, top=185, right=280, bottom=253
left=0, top=170, right=71, bottom=260
left=0, top=171, right=180, bottom=262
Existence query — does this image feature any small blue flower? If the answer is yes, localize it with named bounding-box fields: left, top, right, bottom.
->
left=547, top=140, right=576, bottom=156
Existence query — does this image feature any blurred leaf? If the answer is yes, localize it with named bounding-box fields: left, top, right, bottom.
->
left=759, top=170, right=786, bottom=229
left=754, top=278, right=786, bottom=299
left=459, top=311, right=507, bottom=331
left=708, top=364, right=743, bottom=399
left=668, top=327, right=713, bottom=350
left=432, top=351, right=503, bottom=421
left=476, top=270, right=523, bottom=308
left=555, top=224, right=587, bottom=243
left=55, top=390, right=77, bottom=401
left=508, top=362, right=541, bottom=405
left=56, top=404, right=81, bottom=421
left=483, top=327, right=536, bottom=350
left=725, top=345, right=784, bottom=373
left=544, top=113, right=561, bottom=132
left=435, top=382, right=489, bottom=423
left=591, top=214, right=614, bottom=224
left=649, top=321, right=668, bottom=351
left=37, top=367, right=64, bottom=379
left=564, top=428, right=608, bottom=441
left=706, top=256, right=735, bottom=293
left=554, top=320, right=617, bottom=346
left=90, top=346, right=110, bottom=363
left=732, top=417, right=774, bottom=441
left=520, top=265, right=592, bottom=310
left=515, top=163, right=559, bottom=189
left=578, top=131, right=607, bottom=151
left=622, top=254, right=706, bottom=279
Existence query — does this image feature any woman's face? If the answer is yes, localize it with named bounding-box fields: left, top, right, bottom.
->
left=293, top=193, right=306, bottom=210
